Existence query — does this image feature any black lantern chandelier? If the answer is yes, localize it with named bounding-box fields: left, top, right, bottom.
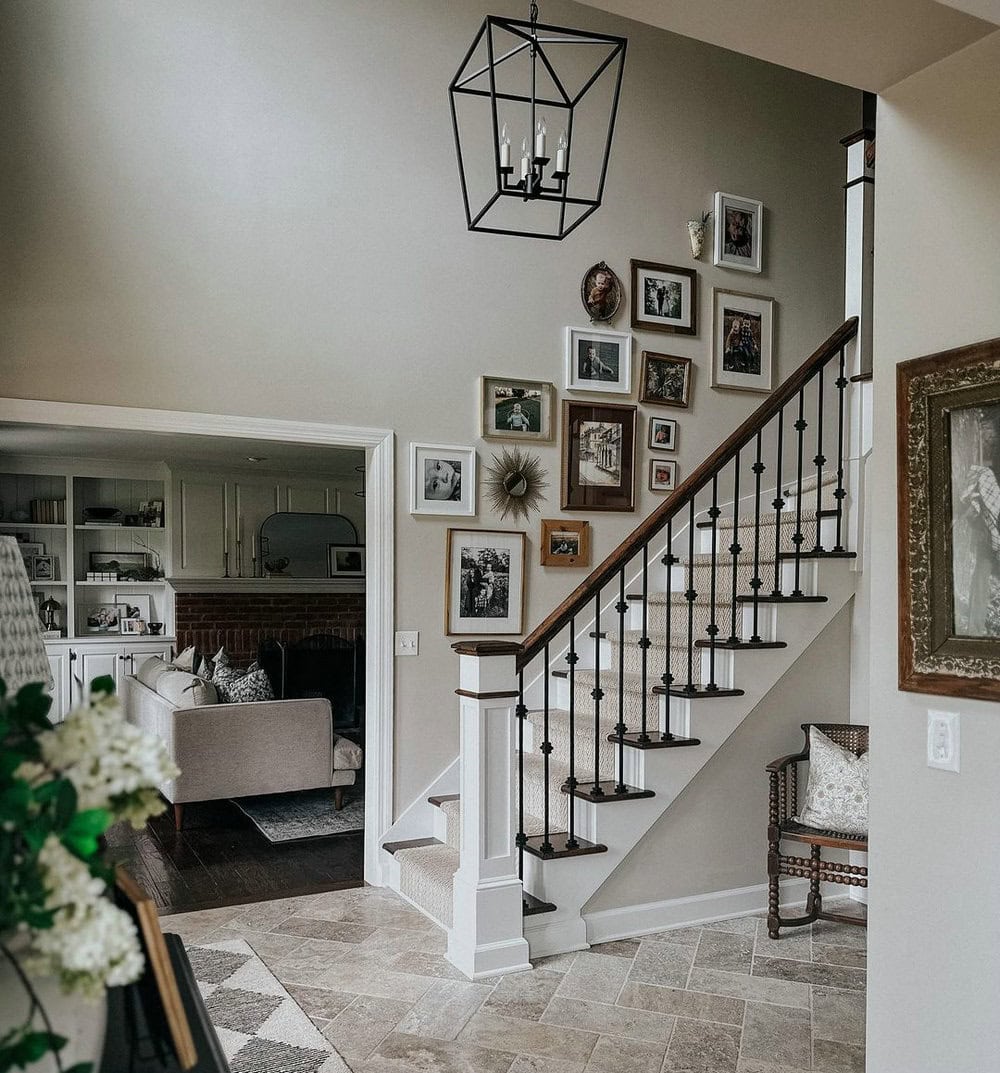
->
left=449, top=3, right=627, bottom=240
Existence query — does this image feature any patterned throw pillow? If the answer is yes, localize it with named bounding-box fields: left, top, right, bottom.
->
left=212, top=657, right=274, bottom=704
left=796, top=726, right=869, bottom=835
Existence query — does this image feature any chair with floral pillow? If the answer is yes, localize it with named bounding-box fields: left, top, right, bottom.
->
left=765, top=722, right=869, bottom=939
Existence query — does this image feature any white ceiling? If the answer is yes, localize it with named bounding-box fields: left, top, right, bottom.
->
left=580, top=0, right=997, bottom=91
left=0, top=423, right=366, bottom=479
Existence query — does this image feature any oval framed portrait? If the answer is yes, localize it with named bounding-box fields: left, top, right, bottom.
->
left=580, top=261, right=623, bottom=323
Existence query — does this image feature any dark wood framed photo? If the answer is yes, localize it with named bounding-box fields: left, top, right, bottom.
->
left=639, top=352, right=692, bottom=408
left=445, top=528, right=525, bottom=635
left=648, top=416, right=677, bottom=451
left=540, top=518, right=591, bottom=567
left=630, top=260, right=697, bottom=336
left=561, top=400, right=636, bottom=512
left=899, top=336, right=1000, bottom=700
left=580, top=260, right=623, bottom=323
left=649, top=458, right=678, bottom=492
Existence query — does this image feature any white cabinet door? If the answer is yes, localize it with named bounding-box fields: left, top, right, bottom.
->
left=44, top=647, right=72, bottom=722
left=174, top=477, right=226, bottom=577
left=77, top=648, right=123, bottom=702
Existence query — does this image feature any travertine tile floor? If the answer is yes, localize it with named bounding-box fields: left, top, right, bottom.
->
left=163, top=886, right=866, bottom=1073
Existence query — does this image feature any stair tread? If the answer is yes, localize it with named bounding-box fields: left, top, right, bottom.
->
left=383, top=837, right=444, bottom=855
left=395, top=842, right=459, bottom=927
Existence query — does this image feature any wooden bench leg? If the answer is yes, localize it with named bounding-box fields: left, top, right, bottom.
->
left=806, top=844, right=823, bottom=917
left=173, top=803, right=184, bottom=831
left=334, top=787, right=345, bottom=811
left=767, top=848, right=781, bottom=939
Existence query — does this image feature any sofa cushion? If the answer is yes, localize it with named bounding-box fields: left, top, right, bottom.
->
left=333, top=734, right=364, bottom=771
left=157, top=669, right=218, bottom=708
left=171, top=645, right=199, bottom=673
left=214, top=661, right=275, bottom=704
left=136, top=656, right=171, bottom=691
left=797, top=726, right=868, bottom=836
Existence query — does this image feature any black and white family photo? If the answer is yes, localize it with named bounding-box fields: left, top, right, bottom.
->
left=643, top=276, right=681, bottom=320
left=724, top=207, right=754, bottom=258
left=577, top=340, right=620, bottom=383
left=460, top=546, right=511, bottom=619
left=578, top=419, right=622, bottom=486
left=722, top=308, right=763, bottom=375
left=549, top=532, right=580, bottom=556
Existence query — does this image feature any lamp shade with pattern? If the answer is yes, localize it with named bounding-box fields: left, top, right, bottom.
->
left=0, top=535, right=53, bottom=692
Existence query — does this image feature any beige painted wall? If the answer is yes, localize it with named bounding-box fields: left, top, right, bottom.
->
left=867, top=31, right=1000, bottom=1073
left=0, top=0, right=858, bottom=811
left=587, top=605, right=852, bottom=910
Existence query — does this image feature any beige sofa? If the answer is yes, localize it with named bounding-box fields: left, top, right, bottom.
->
left=123, top=669, right=363, bottom=829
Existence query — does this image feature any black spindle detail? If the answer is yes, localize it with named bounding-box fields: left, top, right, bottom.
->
left=565, top=619, right=578, bottom=849
left=685, top=497, right=697, bottom=693
left=591, top=592, right=604, bottom=796
left=834, top=346, right=848, bottom=552
left=516, top=671, right=526, bottom=880
left=639, top=544, right=651, bottom=740
left=728, top=449, right=741, bottom=644
left=813, top=366, right=825, bottom=552
left=707, top=475, right=720, bottom=691
left=540, top=643, right=553, bottom=855
left=792, top=390, right=807, bottom=597
left=751, top=431, right=765, bottom=643
left=615, top=569, right=628, bottom=788
left=771, top=406, right=785, bottom=597
left=661, top=519, right=674, bottom=740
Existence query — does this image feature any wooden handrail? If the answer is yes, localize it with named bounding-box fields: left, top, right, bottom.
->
left=517, top=317, right=858, bottom=669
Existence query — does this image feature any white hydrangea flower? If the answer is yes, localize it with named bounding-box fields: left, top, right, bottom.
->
left=27, top=837, right=144, bottom=997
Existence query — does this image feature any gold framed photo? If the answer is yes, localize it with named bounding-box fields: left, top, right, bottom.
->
left=540, top=519, right=591, bottom=568
left=480, top=376, right=555, bottom=442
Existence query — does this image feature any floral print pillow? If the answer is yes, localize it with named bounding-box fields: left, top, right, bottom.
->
left=797, top=726, right=868, bottom=836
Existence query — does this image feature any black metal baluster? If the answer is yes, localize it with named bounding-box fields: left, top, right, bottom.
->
left=516, top=670, right=526, bottom=881
left=541, top=643, right=552, bottom=855
left=591, top=592, right=604, bottom=796
left=834, top=346, right=848, bottom=552
left=771, top=406, right=785, bottom=597
left=792, top=390, right=807, bottom=597
left=728, top=450, right=741, bottom=644
left=639, top=545, right=651, bottom=740
left=751, top=431, right=765, bottom=643
left=685, top=497, right=697, bottom=693
left=661, top=518, right=675, bottom=739
left=566, top=619, right=578, bottom=849
left=615, top=568, right=628, bottom=788
left=707, top=475, right=720, bottom=690
left=813, top=366, right=826, bottom=552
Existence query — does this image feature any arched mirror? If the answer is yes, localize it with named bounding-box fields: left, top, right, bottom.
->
left=258, top=512, right=360, bottom=578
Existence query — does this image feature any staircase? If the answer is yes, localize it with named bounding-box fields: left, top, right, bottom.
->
left=382, top=318, right=862, bottom=976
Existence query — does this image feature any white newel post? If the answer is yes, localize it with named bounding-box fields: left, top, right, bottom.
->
left=447, top=641, right=532, bottom=979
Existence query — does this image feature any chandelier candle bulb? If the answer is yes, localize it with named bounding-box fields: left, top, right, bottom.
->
left=500, top=123, right=511, bottom=168
left=535, top=117, right=547, bottom=158
left=555, top=131, right=568, bottom=173
left=521, top=139, right=530, bottom=180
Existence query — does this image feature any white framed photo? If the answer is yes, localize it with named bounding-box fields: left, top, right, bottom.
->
left=713, top=191, right=763, bottom=274
left=711, top=289, right=775, bottom=393
left=120, top=616, right=145, bottom=636
left=410, top=442, right=477, bottom=516
left=648, top=416, right=677, bottom=451
left=649, top=459, right=678, bottom=492
left=446, top=528, right=525, bottom=635
left=565, top=326, right=632, bottom=395
left=117, top=593, right=152, bottom=628
left=328, top=545, right=365, bottom=576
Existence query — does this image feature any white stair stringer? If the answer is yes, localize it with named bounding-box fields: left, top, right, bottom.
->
left=520, top=557, right=857, bottom=959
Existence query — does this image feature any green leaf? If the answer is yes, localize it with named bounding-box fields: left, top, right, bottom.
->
left=89, top=675, right=115, bottom=697
left=67, top=809, right=110, bottom=838
left=14, top=1030, right=66, bottom=1063
left=13, top=683, right=53, bottom=726
left=0, top=782, right=31, bottom=823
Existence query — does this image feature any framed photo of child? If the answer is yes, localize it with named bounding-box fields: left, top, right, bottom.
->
left=445, top=528, right=525, bottom=635
left=711, top=288, right=775, bottom=393
left=540, top=519, right=591, bottom=567
left=410, top=443, right=477, bottom=516
left=648, top=416, right=677, bottom=451
left=649, top=459, right=678, bottom=492
left=713, top=191, right=763, bottom=274
left=565, top=326, right=632, bottom=395
left=480, top=376, right=555, bottom=442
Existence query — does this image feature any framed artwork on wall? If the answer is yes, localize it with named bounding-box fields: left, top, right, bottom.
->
left=564, top=326, right=632, bottom=395
left=711, top=288, right=775, bottom=393
left=409, top=442, right=477, bottom=516
left=639, top=352, right=692, bottom=408
left=713, top=191, right=763, bottom=273
left=540, top=519, right=591, bottom=568
left=580, top=261, right=624, bottom=323
left=649, top=459, right=678, bottom=492
left=561, top=400, right=636, bottom=512
left=445, top=528, right=525, bottom=636
left=898, top=336, right=1000, bottom=700
left=648, top=416, right=677, bottom=451
left=479, top=376, right=555, bottom=442
left=629, top=260, right=697, bottom=336
left=328, top=545, right=365, bottom=576
left=117, top=593, right=152, bottom=629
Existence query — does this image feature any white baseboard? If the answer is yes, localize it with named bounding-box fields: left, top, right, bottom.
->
left=583, top=879, right=811, bottom=945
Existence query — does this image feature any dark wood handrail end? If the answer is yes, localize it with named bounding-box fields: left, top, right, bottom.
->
left=452, top=639, right=524, bottom=657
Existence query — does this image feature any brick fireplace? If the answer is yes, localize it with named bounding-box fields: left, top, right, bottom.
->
left=174, top=591, right=364, bottom=667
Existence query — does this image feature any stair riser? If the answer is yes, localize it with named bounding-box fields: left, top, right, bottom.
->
left=625, top=601, right=778, bottom=641
left=695, top=512, right=838, bottom=555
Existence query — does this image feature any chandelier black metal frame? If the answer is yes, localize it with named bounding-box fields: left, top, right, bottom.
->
left=448, top=3, right=627, bottom=240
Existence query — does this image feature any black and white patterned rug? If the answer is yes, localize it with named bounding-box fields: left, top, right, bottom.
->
left=186, top=938, right=353, bottom=1073
left=233, top=788, right=364, bottom=843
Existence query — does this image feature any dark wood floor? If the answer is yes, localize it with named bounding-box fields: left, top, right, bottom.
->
left=105, top=799, right=365, bottom=916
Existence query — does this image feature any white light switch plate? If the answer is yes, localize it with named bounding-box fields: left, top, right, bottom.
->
left=395, top=630, right=419, bottom=657
left=927, top=710, right=960, bottom=772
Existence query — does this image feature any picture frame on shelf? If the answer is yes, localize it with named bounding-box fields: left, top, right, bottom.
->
left=713, top=191, right=764, bottom=274
left=898, top=337, right=1000, bottom=700
left=480, top=376, right=555, bottom=442
left=648, top=416, right=677, bottom=451
left=649, top=459, right=678, bottom=492
left=580, top=260, right=624, bottom=323
left=117, top=593, right=152, bottom=626
left=711, top=288, right=775, bottom=394
left=540, top=519, right=591, bottom=568
left=18, top=542, right=44, bottom=571
left=639, top=352, right=692, bottom=408
left=564, top=326, right=632, bottom=395
left=445, top=528, right=525, bottom=636
left=84, top=603, right=129, bottom=634
left=409, top=442, right=477, bottom=517
left=328, top=545, right=365, bottom=576
left=629, top=260, right=697, bottom=336
left=89, top=550, right=148, bottom=576
left=562, top=400, right=637, bottom=512
left=30, top=555, right=55, bottom=582
left=120, top=616, right=145, bottom=636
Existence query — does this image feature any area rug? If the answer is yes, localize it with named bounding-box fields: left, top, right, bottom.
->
left=186, top=938, right=353, bottom=1073
left=233, top=787, right=364, bottom=843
